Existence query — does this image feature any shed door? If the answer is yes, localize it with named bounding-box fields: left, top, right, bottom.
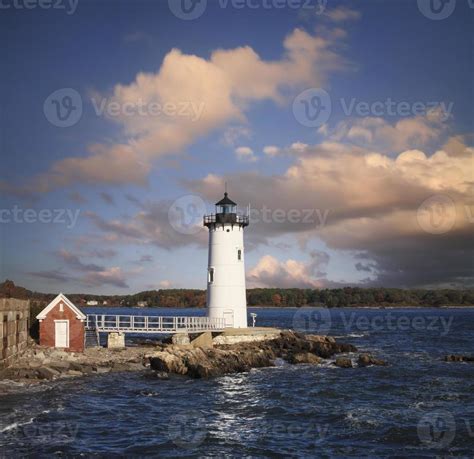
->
left=55, top=321, right=69, bottom=348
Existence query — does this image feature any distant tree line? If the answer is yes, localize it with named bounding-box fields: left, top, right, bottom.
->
left=1, top=280, right=473, bottom=309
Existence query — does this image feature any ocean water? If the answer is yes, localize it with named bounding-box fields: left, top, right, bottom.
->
left=1, top=307, right=473, bottom=457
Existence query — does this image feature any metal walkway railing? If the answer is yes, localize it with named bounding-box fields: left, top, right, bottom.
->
left=85, top=315, right=226, bottom=334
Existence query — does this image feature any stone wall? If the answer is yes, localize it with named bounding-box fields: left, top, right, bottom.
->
left=0, top=298, right=30, bottom=369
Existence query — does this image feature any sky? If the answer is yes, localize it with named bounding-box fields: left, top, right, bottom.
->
left=0, top=0, right=472, bottom=294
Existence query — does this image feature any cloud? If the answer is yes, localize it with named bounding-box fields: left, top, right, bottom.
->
left=56, top=249, right=104, bottom=272
left=68, top=192, right=87, bottom=204
left=247, top=250, right=331, bottom=288
left=188, top=128, right=474, bottom=287
left=51, top=249, right=130, bottom=288
left=325, top=6, right=361, bottom=22
left=222, top=126, right=252, bottom=147
left=137, top=255, right=153, bottom=263
left=263, top=145, right=280, bottom=156
left=159, top=280, right=172, bottom=288
left=28, top=270, right=72, bottom=283
left=235, top=146, right=257, bottom=162
left=88, top=248, right=117, bottom=259
left=100, top=192, right=115, bottom=206
left=83, top=267, right=128, bottom=289
left=8, top=26, right=350, bottom=194
left=85, top=199, right=208, bottom=249
left=322, top=109, right=448, bottom=153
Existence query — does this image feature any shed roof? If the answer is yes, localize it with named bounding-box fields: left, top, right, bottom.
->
left=36, top=293, right=86, bottom=320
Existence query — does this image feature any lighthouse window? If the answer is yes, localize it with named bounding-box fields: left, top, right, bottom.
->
left=208, top=268, right=214, bottom=283
left=237, top=249, right=242, bottom=261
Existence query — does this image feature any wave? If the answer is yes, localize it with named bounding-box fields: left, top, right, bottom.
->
left=0, top=417, right=35, bottom=433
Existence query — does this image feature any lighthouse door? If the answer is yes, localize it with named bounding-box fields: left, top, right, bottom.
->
left=223, top=310, right=234, bottom=328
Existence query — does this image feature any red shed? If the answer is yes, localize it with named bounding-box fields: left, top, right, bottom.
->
left=36, top=293, right=86, bottom=352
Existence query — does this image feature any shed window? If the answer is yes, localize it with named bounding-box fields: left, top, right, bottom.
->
left=237, top=249, right=242, bottom=261
left=59, top=303, right=64, bottom=312
left=208, top=268, right=215, bottom=283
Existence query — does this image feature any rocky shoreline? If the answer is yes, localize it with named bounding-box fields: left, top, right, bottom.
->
left=0, top=330, right=388, bottom=390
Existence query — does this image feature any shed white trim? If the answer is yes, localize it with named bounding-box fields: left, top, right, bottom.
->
left=36, top=293, right=86, bottom=320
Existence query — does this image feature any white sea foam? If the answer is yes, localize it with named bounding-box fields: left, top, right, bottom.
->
left=0, top=417, right=35, bottom=433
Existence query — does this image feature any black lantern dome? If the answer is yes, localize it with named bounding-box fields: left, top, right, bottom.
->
left=204, top=192, right=249, bottom=228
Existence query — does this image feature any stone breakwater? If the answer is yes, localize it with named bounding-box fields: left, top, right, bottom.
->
left=0, top=330, right=388, bottom=390
left=148, top=331, right=387, bottom=378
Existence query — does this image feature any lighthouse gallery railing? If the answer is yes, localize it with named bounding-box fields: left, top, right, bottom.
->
left=85, top=315, right=226, bottom=334
left=203, top=214, right=249, bottom=225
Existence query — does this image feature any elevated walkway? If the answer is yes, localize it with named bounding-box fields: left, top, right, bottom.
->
left=85, top=315, right=226, bottom=335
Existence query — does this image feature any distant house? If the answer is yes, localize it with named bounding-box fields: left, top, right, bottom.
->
left=137, top=301, right=147, bottom=308
left=87, top=300, right=99, bottom=306
left=102, top=300, right=108, bottom=306
left=36, top=293, right=86, bottom=352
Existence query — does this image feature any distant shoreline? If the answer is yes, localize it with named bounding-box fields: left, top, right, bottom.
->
left=80, top=304, right=474, bottom=309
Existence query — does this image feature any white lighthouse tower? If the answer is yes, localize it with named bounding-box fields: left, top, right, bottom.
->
left=204, top=192, right=249, bottom=328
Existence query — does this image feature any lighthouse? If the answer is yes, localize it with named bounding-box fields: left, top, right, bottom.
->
left=204, top=192, right=249, bottom=328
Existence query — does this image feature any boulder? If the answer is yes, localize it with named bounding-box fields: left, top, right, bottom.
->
left=149, top=351, right=189, bottom=375
left=36, top=366, right=60, bottom=380
left=171, top=333, right=190, bottom=346
left=67, top=370, right=83, bottom=377
left=334, top=357, right=353, bottom=368
left=444, top=354, right=474, bottom=362
left=357, top=353, right=388, bottom=367
left=287, top=352, right=322, bottom=365
left=70, top=362, right=94, bottom=374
